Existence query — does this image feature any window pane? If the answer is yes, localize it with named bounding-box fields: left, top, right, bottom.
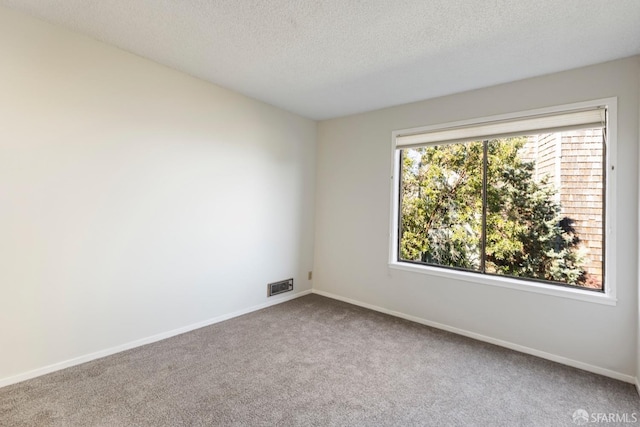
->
left=399, top=143, right=483, bottom=270
left=485, top=131, right=604, bottom=289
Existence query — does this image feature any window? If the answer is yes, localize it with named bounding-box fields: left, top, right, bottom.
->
left=389, top=99, right=616, bottom=303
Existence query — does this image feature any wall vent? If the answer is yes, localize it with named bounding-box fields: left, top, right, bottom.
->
left=268, top=278, right=293, bottom=297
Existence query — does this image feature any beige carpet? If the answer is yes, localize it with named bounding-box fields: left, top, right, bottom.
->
left=1, top=294, right=638, bottom=426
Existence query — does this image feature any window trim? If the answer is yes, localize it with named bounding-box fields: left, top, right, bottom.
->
left=388, top=98, right=617, bottom=306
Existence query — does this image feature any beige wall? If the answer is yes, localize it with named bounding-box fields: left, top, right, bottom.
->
left=0, top=6, right=316, bottom=384
left=315, top=56, right=640, bottom=378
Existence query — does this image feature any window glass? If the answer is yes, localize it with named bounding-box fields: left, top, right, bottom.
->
left=398, top=128, right=604, bottom=291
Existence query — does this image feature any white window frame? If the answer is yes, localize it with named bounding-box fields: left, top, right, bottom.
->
left=388, top=98, right=617, bottom=306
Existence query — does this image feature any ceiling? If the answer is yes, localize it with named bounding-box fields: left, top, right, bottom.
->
left=2, top=0, right=640, bottom=120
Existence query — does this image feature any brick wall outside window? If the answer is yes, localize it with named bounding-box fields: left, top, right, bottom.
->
left=521, top=129, right=604, bottom=288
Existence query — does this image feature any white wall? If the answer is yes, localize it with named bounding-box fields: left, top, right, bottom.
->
left=0, top=6, right=316, bottom=384
left=637, top=62, right=640, bottom=389
left=315, top=56, right=640, bottom=379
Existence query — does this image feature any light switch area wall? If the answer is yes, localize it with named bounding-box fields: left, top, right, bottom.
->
left=0, top=6, right=316, bottom=383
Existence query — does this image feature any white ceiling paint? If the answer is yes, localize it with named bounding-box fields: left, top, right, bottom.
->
left=2, top=0, right=640, bottom=120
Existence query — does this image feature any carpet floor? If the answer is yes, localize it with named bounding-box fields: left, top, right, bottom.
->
left=1, top=294, right=638, bottom=426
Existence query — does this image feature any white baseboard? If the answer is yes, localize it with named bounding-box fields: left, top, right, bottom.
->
left=0, top=289, right=312, bottom=389
left=3, top=288, right=635, bottom=389
left=312, top=289, right=636, bottom=384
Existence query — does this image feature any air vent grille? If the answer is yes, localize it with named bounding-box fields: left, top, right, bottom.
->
left=268, top=278, right=293, bottom=296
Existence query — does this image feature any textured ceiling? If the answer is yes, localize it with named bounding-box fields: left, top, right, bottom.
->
left=2, top=0, right=640, bottom=120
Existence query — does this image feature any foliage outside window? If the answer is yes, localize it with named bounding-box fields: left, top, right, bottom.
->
left=396, top=109, right=606, bottom=291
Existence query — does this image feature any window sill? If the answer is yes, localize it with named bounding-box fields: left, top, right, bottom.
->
left=388, top=261, right=616, bottom=306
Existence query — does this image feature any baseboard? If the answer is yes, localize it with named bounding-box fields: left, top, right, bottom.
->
left=0, top=289, right=312, bottom=389
left=312, top=289, right=636, bottom=384
left=636, top=378, right=640, bottom=398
